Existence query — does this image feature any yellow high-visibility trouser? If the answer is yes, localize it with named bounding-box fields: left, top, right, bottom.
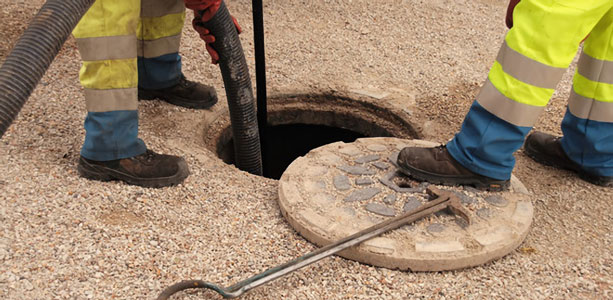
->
left=72, top=0, right=186, bottom=160
left=447, top=0, right=613, bottom=179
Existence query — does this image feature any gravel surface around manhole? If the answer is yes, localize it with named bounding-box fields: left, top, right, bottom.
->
left=1, top=0, right=611, bottom=299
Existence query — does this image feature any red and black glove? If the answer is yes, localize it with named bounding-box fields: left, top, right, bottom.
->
left=183, top=0, right=242, bottom=64
left=505, top=0, right=521, bottom=28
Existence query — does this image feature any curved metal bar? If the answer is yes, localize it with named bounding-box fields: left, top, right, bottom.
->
left=155, top=280, right=241, bottom=299
left=156, top=187, right=469, bottom=299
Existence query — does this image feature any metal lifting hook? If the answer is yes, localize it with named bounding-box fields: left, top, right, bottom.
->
left=156, top=186, right=471, bottom=299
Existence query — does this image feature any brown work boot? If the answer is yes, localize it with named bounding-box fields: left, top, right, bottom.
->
left=77, top=149, right=190, bottom=188
left=138, top=75, right=218, bottom=109
left=397, top=146, right=510, bottom=191
left=523, top=131, right=612, bottom=187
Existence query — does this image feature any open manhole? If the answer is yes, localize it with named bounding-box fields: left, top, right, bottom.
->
left=204, top=93, right=420, bottom=179
left=202, top=93, right=533, bottom=271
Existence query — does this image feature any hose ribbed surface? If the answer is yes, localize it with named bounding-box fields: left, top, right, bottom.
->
left=204, top=1, right=263, bottom=175
left=0, top=0, right=96, bottom=139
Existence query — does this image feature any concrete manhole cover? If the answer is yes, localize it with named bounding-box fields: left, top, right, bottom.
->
left=278, top=137, right=534, bottom=271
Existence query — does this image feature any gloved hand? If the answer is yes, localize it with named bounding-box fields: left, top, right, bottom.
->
left=192, top=15, right=241, bottom=64
left=183, top=0, right=242, bottom=64
left=505, top=0, right=521, bottom=28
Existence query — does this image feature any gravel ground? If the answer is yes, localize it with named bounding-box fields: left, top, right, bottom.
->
left=1, top=0, right=611, bottom=299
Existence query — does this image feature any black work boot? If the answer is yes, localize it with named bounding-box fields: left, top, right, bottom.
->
left=138, top=75, right=218, bottom=109
left=77, top=149, right=190, bottom=188
left=523, top=131, right=612, bottom=187
left=397, top=146, right=510, bottom=191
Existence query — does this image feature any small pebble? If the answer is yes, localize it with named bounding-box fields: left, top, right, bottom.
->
left=344, top=188, right=381, bottom=202
left=373, top=162, right=390, bottom=170
left=427, top=223, right=446, bottom=233
left=342, top=207, right=357, bottom=216
left=383, top=194, right=397, bottom=204
left=453, top=191, right=476, bottom=205
left=455, top=217, right=470, bottom=229
left=354, top=154, right=380, bottom=164
left=477, top=208, right=493, bottom=219
left=22, top=279, right=34, bottom=291
left=355, top=177, right=374, bottom=186
left=333, top=175, right=351, bottom=191
left=367, top=144, right=388, bottom=152
left=338, top=145, right=362, bottom=156
left=403, top=197, right=423, bottom=212
left=365, top=203, right=396, bottom=216
left=338, top=165, right=376, bottom=175
left=485, top=195, right=509, bottom=207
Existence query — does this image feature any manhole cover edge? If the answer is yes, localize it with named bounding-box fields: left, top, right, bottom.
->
left=277, top=137, right=534, bottom=271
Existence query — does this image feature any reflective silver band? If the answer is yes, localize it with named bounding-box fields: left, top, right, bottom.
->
left=577, top=51, right=613, bottom=85
left=85, top=88, right=138, bottom=112
left=476, top=79, right=544, bottom=127
left=141, top=0, right=185, bottom=18
left=568, top=90, right=613, bottom=123
left=137, top=35, right=181, bottom=58
left=77, top=35, right=137, bottom=61
left=496, top=41, right=566, bottom=89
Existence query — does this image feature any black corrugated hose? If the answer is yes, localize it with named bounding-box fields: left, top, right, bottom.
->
left=202, top=1, right=263, bottom=176
left=0, top=0, right=96, bottom=139
left=157, top=3, right=263, bottom=298
left=1, top=0, right=263, bottom=176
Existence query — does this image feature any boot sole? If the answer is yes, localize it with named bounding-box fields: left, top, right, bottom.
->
left=138, top=90, right=218, bottom=110
left=78, top=158, right=190, bottom=188
left=396, top=162, right=510, bottom=192
left=524, top=143, right=613, bottom=187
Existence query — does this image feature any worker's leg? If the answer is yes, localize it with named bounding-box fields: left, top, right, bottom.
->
left=137, top=0, right=185, bottom=89
left=398, top=0, right=613, bottom=189
left=73, top=0, right=145, bottom=161
left=137, top=0, right=217, bottom=109
left=445, top=0, right=613, bottom=180
left=560, top=7, right=613, bottom=177
left=73, top=0, right=189, bottom=187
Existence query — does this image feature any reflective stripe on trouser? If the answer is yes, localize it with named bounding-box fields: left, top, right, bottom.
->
left=73, top=0, right=185, bottom=160
left=561, top=8, right=613, bottom=177
left=447, top=0, right=613, bottom=180
left=138, top=0, right=185, bottom=89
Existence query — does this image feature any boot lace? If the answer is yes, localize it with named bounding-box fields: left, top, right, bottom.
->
left=432, top=145, right=448, bottom=158
left=134, top=149, right=157, bottom=163
left=178, top=75, right=196, bottom=88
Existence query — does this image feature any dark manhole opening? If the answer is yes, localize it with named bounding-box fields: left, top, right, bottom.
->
left=224, top=124, right=366, bottom=179
left=210, top=94, right=419, bottom=180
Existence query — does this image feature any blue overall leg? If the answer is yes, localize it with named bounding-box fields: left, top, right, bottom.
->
left=446, top=102, right=531, bottom=181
